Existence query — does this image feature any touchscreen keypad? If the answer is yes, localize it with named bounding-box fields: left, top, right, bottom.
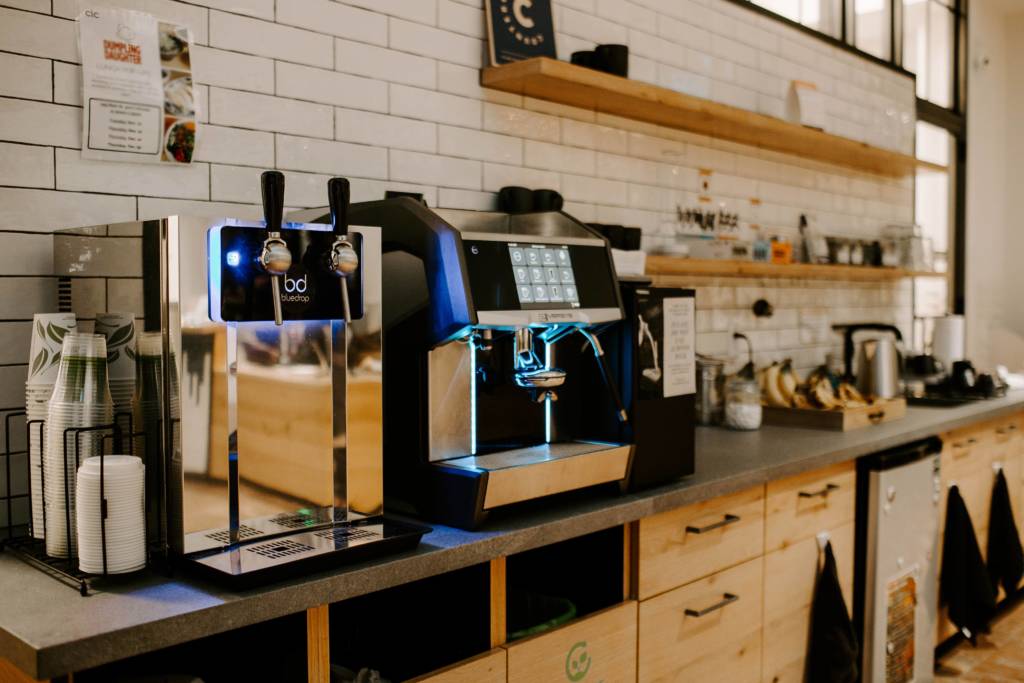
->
left=509, top=245, right=579, bottom=305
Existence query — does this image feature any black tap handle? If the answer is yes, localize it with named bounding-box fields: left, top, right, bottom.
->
left=328, top=177, right=351, bottom=237
left=261, top=170, right=285, bottom=234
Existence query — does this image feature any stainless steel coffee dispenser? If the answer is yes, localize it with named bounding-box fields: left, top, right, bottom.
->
left=53, top=174, right=426, bottom=586
left=292, top=199, right=634, bottom=528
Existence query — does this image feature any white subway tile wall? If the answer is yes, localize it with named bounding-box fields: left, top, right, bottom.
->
left=0, top=0, right=916, bottom=522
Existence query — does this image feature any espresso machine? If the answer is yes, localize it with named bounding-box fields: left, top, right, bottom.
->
left=298, top=199, right=634, bottom=528
left=53, top=173, right=427, bottom=586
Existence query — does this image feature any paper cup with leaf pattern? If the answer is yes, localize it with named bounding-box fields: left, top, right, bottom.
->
left=27, top=314, right=77, bottom=387
left=94, top=313, right=137, bottom=381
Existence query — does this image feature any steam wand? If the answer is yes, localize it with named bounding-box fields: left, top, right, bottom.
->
left=258, top=171, right=291, bottom=326
left=326, top=177, right=358, bottom=323
left=578, top=328, right=629, bottom=423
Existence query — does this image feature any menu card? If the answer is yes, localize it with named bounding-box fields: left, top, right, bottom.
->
left=78, top=6, right=196, bottom=164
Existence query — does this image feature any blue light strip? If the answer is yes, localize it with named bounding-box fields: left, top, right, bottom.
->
left=208, top=224, right=223, bottom=323
left=544, top=340, right=552, bottom=444
left=470, top=335, right=477, bottom=455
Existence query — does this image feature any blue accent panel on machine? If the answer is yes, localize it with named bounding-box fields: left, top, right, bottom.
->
left=208, top=223, right=363, bottom=323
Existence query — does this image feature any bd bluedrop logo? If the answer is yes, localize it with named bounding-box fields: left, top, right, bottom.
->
left=282, top=273, right=310, bottom=303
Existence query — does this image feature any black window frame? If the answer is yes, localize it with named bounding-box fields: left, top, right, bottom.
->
left=724, top=0, right=968, bottom=313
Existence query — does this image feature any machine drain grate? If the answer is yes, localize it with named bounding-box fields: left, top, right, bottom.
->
left=205, top=525, right=261, bottom=543
left=313, top=526, right=379, bottom=543
left=245, top=539, right=314, bottom=559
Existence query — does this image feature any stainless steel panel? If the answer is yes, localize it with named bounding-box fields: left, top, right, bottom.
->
left=863, top=454, right=940, bottom=682
left=427, top=341, right=473, bottom=463
left=56, top=216, right=385, bottom=557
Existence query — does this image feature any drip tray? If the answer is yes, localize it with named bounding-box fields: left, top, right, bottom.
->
left=436, top=441, right=632, bottom=510
left=183, top=516, right=429, bottom=588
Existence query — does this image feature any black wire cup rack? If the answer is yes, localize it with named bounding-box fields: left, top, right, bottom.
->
left=0, top=410, right=159, bottom=595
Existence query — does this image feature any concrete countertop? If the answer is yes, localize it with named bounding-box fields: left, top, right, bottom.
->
left=3, top=393, right=1024, bottom=679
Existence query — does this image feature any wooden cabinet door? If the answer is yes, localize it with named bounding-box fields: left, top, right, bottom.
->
left=504, top=601, right=637, bottom=683
left=638, top=557, right=763, bottom=683
left=764, top=461, right=855, bottom=554
left=762, top=523, right=855, bottom=683
left=637, top=486, right=764, bottom=600
left=408, top=649, right=506, bottom=683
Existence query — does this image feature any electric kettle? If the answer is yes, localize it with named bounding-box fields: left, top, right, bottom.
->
left=833, top=323, right=904, bottom=399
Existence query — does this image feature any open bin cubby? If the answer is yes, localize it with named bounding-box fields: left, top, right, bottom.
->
left=73, top=611, right=307, bottom=682
left=505, top=525, right=624, bottom=639
left=328, top=563, right=491, bottom=682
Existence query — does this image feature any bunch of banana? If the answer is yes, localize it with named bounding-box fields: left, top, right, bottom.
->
left=762, top=362, right=873, bottom=410
left=761, top=360, right=801, bottom=408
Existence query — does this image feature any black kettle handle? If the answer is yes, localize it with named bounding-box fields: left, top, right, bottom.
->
left=832, top=323, right=903, bottom=380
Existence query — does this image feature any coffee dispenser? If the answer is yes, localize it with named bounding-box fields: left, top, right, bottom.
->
left=53, top=173, right=427, bottom=586
left=294, top=200, right=634, bottom=528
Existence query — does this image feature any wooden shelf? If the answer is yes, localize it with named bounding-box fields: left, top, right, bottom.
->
left=645, top=255, right=947, bottom=281
left=482, top=58, right=918, bottom=177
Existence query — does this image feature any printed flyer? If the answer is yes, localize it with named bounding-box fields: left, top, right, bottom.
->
left=78, top=7, right=196, bottom=164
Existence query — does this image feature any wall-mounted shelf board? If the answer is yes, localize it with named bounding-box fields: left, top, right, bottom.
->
left=645, top=255, right=947, bottom=281
left=481, top=58, right=918, bottom=178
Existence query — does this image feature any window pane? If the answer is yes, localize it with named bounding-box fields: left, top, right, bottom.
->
left=926, top=1, right=953, bottom=107
left=903, top=0, right=928, bottom=98
left=903, top=0, right=954, bottom=107
left=756, top=0, right=801, bottom=22
left=801, top=0, right=841, bottom=37
left=855, top=0, right=892, bottom=59
left=752, top=0, right=842, bottom=37
left=916, top=121, right=950, bottom=166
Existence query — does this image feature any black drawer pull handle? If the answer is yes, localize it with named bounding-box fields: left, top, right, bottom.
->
left=686, top=513, right=740, bottom=534
left=799, top=483, right=840, bottom=499
left=998, top=425, right=1017, bottom=435
left=685, top=593, right=739, bottom=617
left=953, top=438, right=978, bottom=449
left=868, top=410, right=885, bottom=423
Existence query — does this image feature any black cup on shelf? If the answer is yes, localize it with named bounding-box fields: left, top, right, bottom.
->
left=621, top=226, right=642, bottom=251
left=570, top=50, right=602, bottom=70
left=595, top=44, right=629, bottom=77
left=498, top=186, right=534, bottom=214
left=532, top=189, right=564, bottom=212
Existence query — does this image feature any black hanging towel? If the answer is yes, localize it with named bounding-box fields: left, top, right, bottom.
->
left=941, top=485, right=997, bottom=643
left=987, top=468, right=1024, bottom=595
left=806, top=540, right=859, bottom=683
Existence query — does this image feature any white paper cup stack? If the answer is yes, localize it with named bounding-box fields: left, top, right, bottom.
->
left=44, top=333, right=113, bottom=558
left=25, top=313, right=78, bottom=539
left=94, top=313, right=137, bottom=430
left=76, top=455, right=145, bottom=574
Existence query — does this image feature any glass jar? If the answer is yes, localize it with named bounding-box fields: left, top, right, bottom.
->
left=724, top=374, right=762, bottom=431
left=696, top=356, right=725, bottom=426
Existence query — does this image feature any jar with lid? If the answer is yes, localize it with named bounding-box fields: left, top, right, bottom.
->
left=724, top=333, right=762, bottom=430
left=724, top=373, right=762, bottom=430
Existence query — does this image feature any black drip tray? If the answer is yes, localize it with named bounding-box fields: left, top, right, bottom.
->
left=182, top=516, right=430, bottom=589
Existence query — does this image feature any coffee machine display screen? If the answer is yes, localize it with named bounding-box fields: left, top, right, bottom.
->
left=461, top=239, right=619, bottom=312
left=508, top=244, right=579, bottom=308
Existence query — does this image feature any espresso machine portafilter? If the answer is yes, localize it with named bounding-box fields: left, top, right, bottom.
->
left=53, top=172, right=428, bottom=587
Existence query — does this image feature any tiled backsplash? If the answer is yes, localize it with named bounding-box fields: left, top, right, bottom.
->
left=0, top=0, right=916, bottom=526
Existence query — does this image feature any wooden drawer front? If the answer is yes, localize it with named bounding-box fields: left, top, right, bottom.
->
left=408, top=649, right=506, bottom=683
left=941, top=424, right=992, bottom=481
left=762, top=523, right=855, bottom=683
left=504, top=601, right=637, bottom=683
left=639, top=557, right=763, bottom=683
left=764, top=462, right=855, bottom=553
left=638, top=486, right=764, bottom=599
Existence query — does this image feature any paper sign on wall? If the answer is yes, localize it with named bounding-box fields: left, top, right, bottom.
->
left=78, top=7, right=197, bottom=164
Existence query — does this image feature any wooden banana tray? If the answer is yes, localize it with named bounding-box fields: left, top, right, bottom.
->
left=762, top=397, right=907, bottom=431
